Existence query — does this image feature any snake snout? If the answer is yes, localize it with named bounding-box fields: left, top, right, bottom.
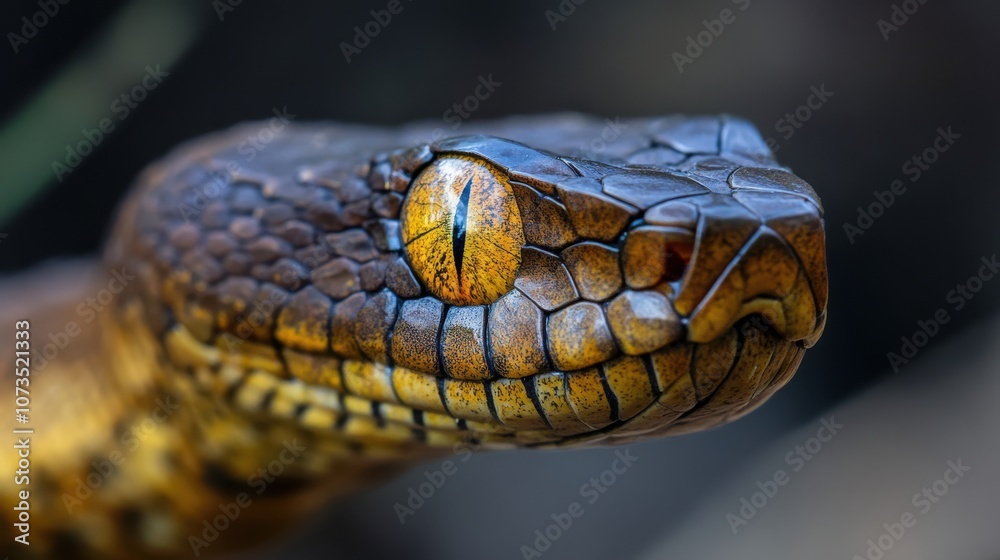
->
left=645, top=185, right=827, bottom=348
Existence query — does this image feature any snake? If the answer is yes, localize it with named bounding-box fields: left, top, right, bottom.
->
left=0, top=114, right=826, bottom=559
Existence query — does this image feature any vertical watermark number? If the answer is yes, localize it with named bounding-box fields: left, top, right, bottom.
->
left=12, top=320, right=33, bottom=546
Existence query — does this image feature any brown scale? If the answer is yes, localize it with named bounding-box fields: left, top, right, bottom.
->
left=0, top=114, right=827, bottom=558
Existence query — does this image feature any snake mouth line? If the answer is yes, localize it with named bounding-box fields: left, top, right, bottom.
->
left=154, top=197, right=822, bottom=451
left=164, top=312, right=801, bottom=449
left=156, top=203, right=821, bottom=449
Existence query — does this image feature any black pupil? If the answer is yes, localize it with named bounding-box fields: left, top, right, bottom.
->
left=452, top=178, right=473, bottom=279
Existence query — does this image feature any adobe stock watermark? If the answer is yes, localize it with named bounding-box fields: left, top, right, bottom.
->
left=843, top=126, right=960, bottom=244
left=852, top=458, right=970, bottom=560
left=519, top=448, right=638, bottom=559
left=340, top=0, right=414, bottom=63
left=60, top=396, right=181, bottom=514
left=51, top=65, right=170, bottom=182
left=566, top=117, right=629, bottom=160
left=886, top=254, right=998, bottom=372
left=393, top=438, right=481, bottom=523
left=27, top=267, right=135, bottom=372
left=197, top=261, right=303, bottom=357
left=671, top=0, right=751, bottom=74
left=7, top=0, right=71, bottom=54
left=178, top=106, right=296, bottom=222
left=877, top=0, right=931, bottom=41
left=725, top=416, right=844, bottom=534
left=544, top=0, right=588, bottom=31
left=212, top=0, right=245, bottom=21
left=764, top=84, right=835, bottom=154
left=418, top=74, right=502, bottom=145
left=188, top=439, right=307, bottom=556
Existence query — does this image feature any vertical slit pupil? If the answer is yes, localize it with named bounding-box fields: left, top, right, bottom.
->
left=452, top=178, right=473, bottom=280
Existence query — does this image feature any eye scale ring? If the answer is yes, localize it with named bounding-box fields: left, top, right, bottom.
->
left=401, top=156, right=525, bottom=306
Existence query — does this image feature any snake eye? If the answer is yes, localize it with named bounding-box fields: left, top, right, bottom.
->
left=400, top=156, right=525, bottom=306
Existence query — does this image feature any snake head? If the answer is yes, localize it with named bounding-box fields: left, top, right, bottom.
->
left=391, top=119, right=827, bottom=444
left=126, top=115, right=827, bottom=451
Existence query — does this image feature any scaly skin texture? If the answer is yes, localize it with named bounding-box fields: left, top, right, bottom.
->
left=0, top=114, right=827, bottom=559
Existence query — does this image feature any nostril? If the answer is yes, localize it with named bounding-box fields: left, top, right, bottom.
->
left=662, top=241, right=693, bottom=282
left=622, top=226, right=694, bottom=289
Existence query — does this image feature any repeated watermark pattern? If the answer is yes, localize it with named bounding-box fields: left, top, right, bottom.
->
left=188, top=438, right=306, bottom=556
left=441, top=75, right=502, bottom=131
left=877, top=0, right=932, bottom=41
left=178, top=106, right=296, bottom=223
left=60, top=396, right=181, bottom=514
left=764, top=84, right=835, bottom=154
left=851, top=458, right=969, bottom=560
left=566, top=117, right=629, bottom=160
left=174, top=104, right=324, bottom=359
left=7, top=0, right=71, bottom=54
left=886, top=254, right=998, bottom=372
left=393, top=438, right=481, bottom=523
left=671, top=0, right=751, bottom=73
left=340, top=0, right=414, bottom=63
left=725, top=416, right=844, bottom=534
left=544, top=0, right=589, bottom=31
left=418, top=74, right=502, bottom=145
left=843, top=126, right=960, bottom=244
left=217, top=288, right=289, bottom=354
left=519, top=449, right=638, bottom=559
left=212, top=0, right=245, bottom=21
left=27, top=268, right=135, bottom=372
left=51, top=65, right=170, bottom=182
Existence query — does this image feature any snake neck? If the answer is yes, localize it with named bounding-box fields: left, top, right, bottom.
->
left=1, top=264, right=435, bottom=560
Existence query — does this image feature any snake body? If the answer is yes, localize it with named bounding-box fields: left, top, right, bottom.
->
left=1, top=114, right=826, bottom=558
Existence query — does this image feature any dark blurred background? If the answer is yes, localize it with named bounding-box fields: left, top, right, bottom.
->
left=1, top=1, right=997, bottom=558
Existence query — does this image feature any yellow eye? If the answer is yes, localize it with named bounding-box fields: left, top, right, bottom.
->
left=401, top=156, right=525, bottom=306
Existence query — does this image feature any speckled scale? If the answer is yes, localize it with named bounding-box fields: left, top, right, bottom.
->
left=390, top=297, right=444, bottom=375
left=561, top=242, right=622, bottom=302
left=354, top=290, right=398, bottom=363
left=487, top=290, right=548, bottom=378
left=385, top=257, right=422, bottom=298
left=555, top=177, right=636, bottom=242
left=510, top=182, right=578, bottom=249
left=514, top=248, right=579, bottom=311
